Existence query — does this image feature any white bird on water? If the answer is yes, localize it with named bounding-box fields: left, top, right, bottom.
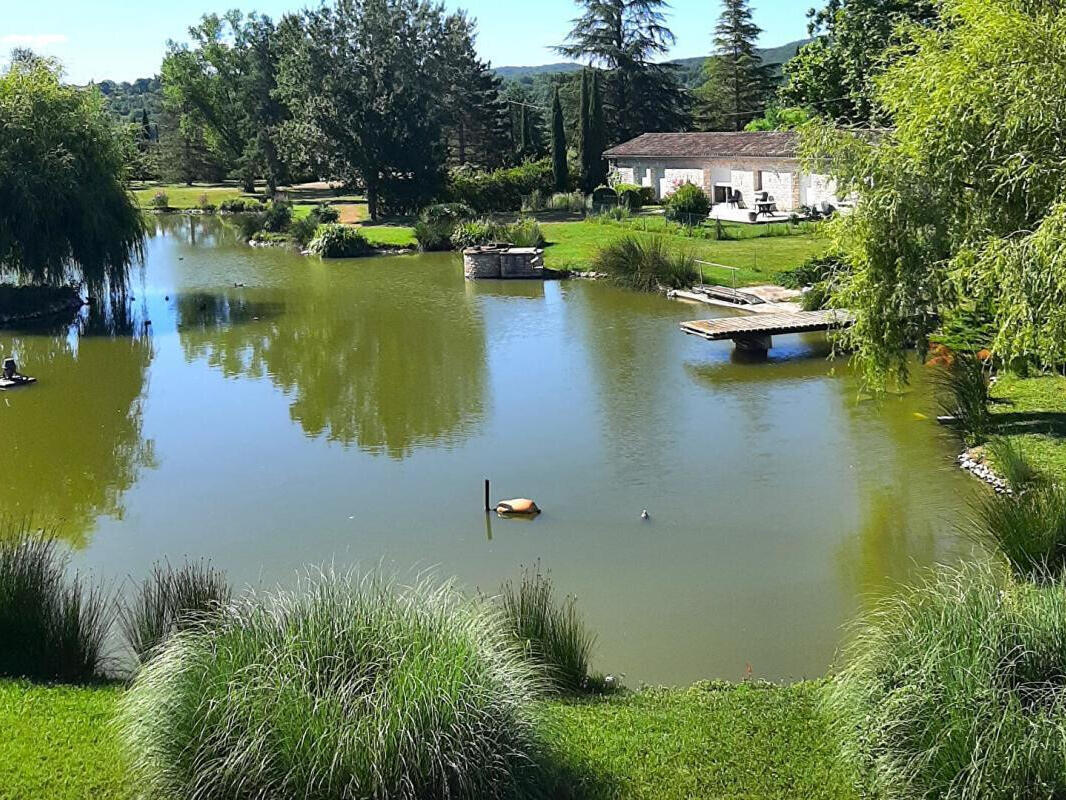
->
left=641, top=509, right=650, bottom=521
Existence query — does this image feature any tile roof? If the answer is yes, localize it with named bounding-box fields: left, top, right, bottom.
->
left=604, top=131, right=799, bottom=160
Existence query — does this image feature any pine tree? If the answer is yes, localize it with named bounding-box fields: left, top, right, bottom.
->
left=551, top=86, right=568, bottom=192
left=697, top=0, right=775, bottom=131
left=141, top=109, right=153, bottom=142
left=558, top=0, right=689, bottom=143
left=587, top=71, right=608, bottom=188
left=516, top=103, right=528, bottom=159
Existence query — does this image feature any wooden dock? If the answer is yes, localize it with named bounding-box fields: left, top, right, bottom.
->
left=681, top=310, right=853, bottom=352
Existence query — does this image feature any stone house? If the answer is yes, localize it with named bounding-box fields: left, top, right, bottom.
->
left=603, top=131, right=842, bottom=214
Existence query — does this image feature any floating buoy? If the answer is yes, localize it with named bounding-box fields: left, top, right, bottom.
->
left=641, top=509, right=650, bottom=521
left=496, top=498, right=540, bottom=516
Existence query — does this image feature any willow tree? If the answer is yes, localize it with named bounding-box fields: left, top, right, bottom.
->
left=804, top=0, right=1066, bottom=386
left=0, top=57, right=143, bottom=290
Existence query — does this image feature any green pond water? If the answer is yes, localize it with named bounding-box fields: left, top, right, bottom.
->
left=1, top=215, right=976, bottom=685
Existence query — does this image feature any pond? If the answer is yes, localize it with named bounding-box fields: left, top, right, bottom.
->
left=0, top=215, right=974, bottom=685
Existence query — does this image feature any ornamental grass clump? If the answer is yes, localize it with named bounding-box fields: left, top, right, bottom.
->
left=829, top=563, right=1066, bottom=800
left=970, top=483, right=1066, bottom=582
left=119, top=559, right=230, bottom=666
left=119, top=571, right=544, bottom=800
left=0, top=530, right=111, bottom=682
left=593, top=235, right=698, bottom=292
left=500, top=566, right=596, bottom=694
left=934, top=356, right=992, bottom=445
left=308, top=224, right=373, bottom=258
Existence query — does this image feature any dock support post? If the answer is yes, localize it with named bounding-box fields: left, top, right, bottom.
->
left=734, top=335, right=772, bottom=354
left=484, top=479, right=490, bottom=512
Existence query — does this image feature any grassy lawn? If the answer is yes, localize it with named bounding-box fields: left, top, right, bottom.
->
left=359, top=223, right=418, bottom=247
left=988, top=373, right=1066, bottom=479
left=0, top=681, right=130, bottom=800
left=543, top=682, right=854, bottom=800
left=0, top=679, right=852, bottom=800
left=346, top=219, right=824, bottom=281
left=132, top=182, right=369, bottom=223
left=542, top=220, right=825, bottom=285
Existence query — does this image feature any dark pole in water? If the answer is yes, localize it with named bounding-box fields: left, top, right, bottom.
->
left=484, top=479, right=490, bottom=513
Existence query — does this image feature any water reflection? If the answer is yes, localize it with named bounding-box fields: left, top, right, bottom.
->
left=176, top=265, right=488, bottom=458
left=0, top=311, right=155, bottom=545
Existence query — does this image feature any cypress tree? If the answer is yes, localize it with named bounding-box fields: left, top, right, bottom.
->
left=551, top=87, right=568, bottom=191
left=587, top=70, right=607, bottom=188
left=141, top=108, right=153, bottom=142
left=579, top=70, right=592, bottom=191
left=516, top=102, right=528, bottom=159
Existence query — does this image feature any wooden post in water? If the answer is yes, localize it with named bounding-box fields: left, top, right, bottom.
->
left=484, top=479, right=490, bottom=513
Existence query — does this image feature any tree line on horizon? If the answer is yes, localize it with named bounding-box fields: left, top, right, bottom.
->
left=6, top=0, right=940, bottom=217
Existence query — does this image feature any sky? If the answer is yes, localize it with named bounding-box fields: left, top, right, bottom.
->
left=2, top=0, right=815, bottom=85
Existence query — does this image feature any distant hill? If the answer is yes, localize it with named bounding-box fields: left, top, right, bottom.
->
left=495, top=38, right=812, bottom=87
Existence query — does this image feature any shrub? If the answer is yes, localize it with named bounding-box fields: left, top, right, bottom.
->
left=119, top=560, right=231, bottom=666
left=149, top=190, right=169, bottom=209
left=196, top=193, right=213, bottom=211
left=421, top=203, right=476, bottom=225
left=307, top=224, right=373, bottom=258
left=260, top=200, right=293, bottom=233
left=118, top=571, right=543, bottom=800
left=778, top=254, right=844, bottom=290
left=218, top=198, right=265, bottom=213
left=934, top=356, right=992, bottom=445
left=414, top=220, right=456, bottom=252
left=664, top=182, right=710, bottom=222
left=288, top=215, right=320, bottom=247
left=521, top=189, right=547, bottom=213
left=614, top=183, right=645, bottom=210
left=547, top=191, right=588, bottom=213
left=0, top=530, right=111, bottom=682
left=505, top=217, right=545, bottom=248
left=451, top=219, right=497, bottom=249
left=499, top=566, right=595, bottom=694
left=311, top=203, right=340, bottom=224
left=592, top=235, right=698, bottom=292
left=446, top=160, right=555, bottom=213
left=829, top=563, right=1066, bottom=799
left=234, top=212, right=267, bottom=240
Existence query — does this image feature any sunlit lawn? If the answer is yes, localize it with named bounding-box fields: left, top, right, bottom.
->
left=0, top=679, right=853, bottom=800
left=988, top=374, right=1066, bottom=481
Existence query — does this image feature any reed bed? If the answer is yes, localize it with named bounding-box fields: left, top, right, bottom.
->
left=0, top=529, right=111, bottom=682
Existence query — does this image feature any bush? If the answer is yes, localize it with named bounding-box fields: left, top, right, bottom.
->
left=260, top=200, right=293, bottom=233
left=0, top=531, right=111, bottom=682
left=119, top=560, right=230, bottom=666
left=664, top=183, right=710, bottom=222
left=934, top=356, right=992, bottom=445
left=234, top=212, right=267, bottom=240
left=547, top=192, right=588, bottom=213
left=446, top=160, right=555, bottom=214
left=118, top=571, right=543, bottom=800
left=196, top=193, right=213, bottom=211
left=829, top=563, right=1066, bottom=799
left=499, top=566, right=595, bottom=694
left=307, top=224, right=374, bottom=258
left=421, top=203, right=476, bottom=225
left=451, top=220, right=496, bottom=250
left=218, top=198, right=265, bottom=213
left=614, top=183, right=645, bottom=210
left=149, top=190, right=169, bottom=209
left=311, top=203, right=340, bottom=224
left=592, top=235, right=698, bottom=292
left=414, top=220, right=456, bottom=252
left=288, top=215, right=320, bottom=247
left=505, top=217, right=545, bottom=248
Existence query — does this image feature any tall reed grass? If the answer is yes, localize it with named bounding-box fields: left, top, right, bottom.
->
left=119, top=559, right=230, bottom=665
left=934, top=356, right=992, bottom=445
left=499, top=566, right=596, bottom=694
left=592, top=235, right=698, bottom=292
left=830, top=563, right=1066, bottom=799
left=119, top=570, right=544, bottom=800
left=0, top=529, right=111, bottom=682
